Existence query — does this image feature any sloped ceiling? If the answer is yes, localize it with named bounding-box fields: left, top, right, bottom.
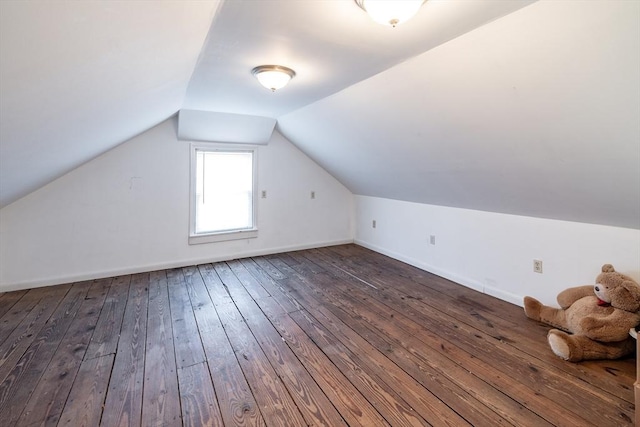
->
left=0, top=0, right=534, bottom=208
left=278, top=0, right=640, bottom=229
left=1, top=1, right=638, bottom=230
left=0, top=0, right=221, bottom=207
left=182, top=0, right=535, bottom=118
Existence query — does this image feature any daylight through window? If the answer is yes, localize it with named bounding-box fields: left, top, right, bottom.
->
left=190, top=146, right=257, bottom=244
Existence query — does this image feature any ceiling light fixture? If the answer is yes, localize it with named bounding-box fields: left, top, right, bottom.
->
left=251, top=65, right=296, bottom=92
left=355, top=0, right=426, bottom=27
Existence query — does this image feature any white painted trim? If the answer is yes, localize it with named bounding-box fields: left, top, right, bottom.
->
left=189, top=228, right=258, bottom=245
left=1, top=239, right=354, bottom=293
left=354, top=238, right=524, bottom=307
left=189, top=143, right=259, bottom=240
left=483, top=286, right=524, bottom=307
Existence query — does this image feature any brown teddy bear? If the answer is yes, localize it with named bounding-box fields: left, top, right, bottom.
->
left=524, top=264, right=640, bottom=362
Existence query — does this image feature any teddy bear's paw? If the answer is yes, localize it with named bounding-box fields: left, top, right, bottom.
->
left=548, top=330, right=581, bottom=362
left=523, top=296, right=542, bottom=321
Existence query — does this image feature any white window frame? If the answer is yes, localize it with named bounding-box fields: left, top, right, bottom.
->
left=188, top=143, right=258, bottom=245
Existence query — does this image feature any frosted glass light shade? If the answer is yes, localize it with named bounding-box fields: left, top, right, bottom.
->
left=252, top=65, right=296, bottom=92
left=355, top=0, right=425, bottom=27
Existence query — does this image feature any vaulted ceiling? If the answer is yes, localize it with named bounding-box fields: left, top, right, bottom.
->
left=0, top=0, right=222, bottom=207
left=1, top=1, right=638, bottom=229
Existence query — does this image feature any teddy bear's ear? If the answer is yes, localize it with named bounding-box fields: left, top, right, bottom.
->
left=610, top=280, right=640, bottom=312
left=601, top=264, right=615, bottom=273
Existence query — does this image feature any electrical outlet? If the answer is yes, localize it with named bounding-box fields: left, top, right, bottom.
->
left=311, top=191, right=315, bottom=199
left=261, top=190, right=267, bottom=199
left=372, top=220, right=376, bottom=229
left=429, top=235, right=436, bottom=245
left=533, top=259, right=543, bottom=274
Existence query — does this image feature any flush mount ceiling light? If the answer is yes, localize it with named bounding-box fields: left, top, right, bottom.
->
left=355, top=0, right=426, bottom=27
left=251, top=65, right=296, bottom=92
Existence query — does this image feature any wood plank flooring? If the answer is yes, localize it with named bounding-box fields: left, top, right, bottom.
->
left=0, top=244, right=635, bottom=426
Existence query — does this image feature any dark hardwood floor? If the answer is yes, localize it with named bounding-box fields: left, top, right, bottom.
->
left=0, top=244, right=635, bottom=426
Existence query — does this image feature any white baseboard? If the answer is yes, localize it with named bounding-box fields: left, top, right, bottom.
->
left=3, top=237, right=525, bottom=309
left=1, top=238, right=354, bottom=293
left=354, top=239, right=523, bottom=307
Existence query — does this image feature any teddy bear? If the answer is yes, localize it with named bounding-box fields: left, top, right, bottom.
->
left=524, top=264, right=640, bottom=362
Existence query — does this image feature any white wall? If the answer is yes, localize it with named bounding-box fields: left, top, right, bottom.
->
left=355, top=196, right=640, bottom=307
left=280, top=0, right=640, bottom=230
left=0, top=117, right=353, bottom=291
left=0, top=1, right=222, bottom=207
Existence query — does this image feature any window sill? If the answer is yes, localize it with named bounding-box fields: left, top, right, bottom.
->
left=188, top=228, right=258, bottom=245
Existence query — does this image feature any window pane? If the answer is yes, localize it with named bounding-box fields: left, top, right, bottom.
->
left=195, top=150, right=254, bottom=234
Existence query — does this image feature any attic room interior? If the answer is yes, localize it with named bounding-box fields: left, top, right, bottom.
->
left=1, top=0, right=639, bottom=425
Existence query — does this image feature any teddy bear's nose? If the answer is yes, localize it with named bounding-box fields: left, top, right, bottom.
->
left=595, top=286, right=600, bottom=292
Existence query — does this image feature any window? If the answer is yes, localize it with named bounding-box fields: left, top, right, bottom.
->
left=189, top=144, right=257, bottom=244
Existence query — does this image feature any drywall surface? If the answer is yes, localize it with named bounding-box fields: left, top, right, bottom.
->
left=0, top=0, right=221, bottom=207
left=0, top=118, right=353, bottom=291
left=280, top=0, right=640, bottom=229
left=355, top=195, right=640, bottom=307
left=178, top=109, right=276, bottom=144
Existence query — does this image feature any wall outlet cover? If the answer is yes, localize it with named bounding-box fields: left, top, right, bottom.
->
left=533, top=259, right=543, bottom=274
